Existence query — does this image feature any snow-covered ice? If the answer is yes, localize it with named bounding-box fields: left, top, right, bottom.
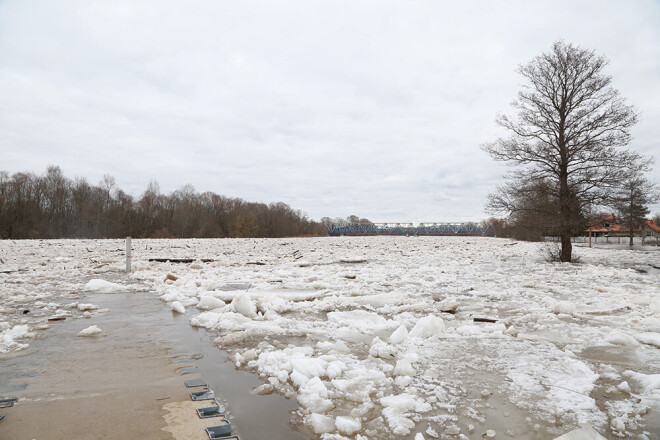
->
left=0, top=324, right=30, bottom=353
left=84, top=279, right=128, bottom=292
left=1, top=236, right=659, bottom=439
left=335, top=416, right=361, bottom=435
left=170, top=301, right=185, bottom=314
left=197, top=295, right=225, bottom=310
left=77, top=325, right=103, bottom=336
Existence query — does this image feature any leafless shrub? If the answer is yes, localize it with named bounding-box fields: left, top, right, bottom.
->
left=542, top=243, right=581, bottom=263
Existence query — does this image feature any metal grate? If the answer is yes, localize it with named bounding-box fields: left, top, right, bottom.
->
left=206, top=423, right=232, bottom=439
left=191, top=389, right=215, bottom=401
left=197, top=405, right=225, bottom=419
left=185, top=379, right=207, bottom=388
left=0, top=398, right=18, bottom=408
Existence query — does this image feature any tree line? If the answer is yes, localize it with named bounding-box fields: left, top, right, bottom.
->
left=0, top=166, right=326, bottom=239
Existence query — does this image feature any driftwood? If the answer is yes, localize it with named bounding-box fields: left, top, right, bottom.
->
left=149, top=258, right=193, bottom=263
left=473, top=317, right=498, bottom=323
left=148, top=258, right=215, bottom=263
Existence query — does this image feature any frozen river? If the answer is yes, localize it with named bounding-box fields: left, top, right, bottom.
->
left=1, top=237, right=659, bottom=439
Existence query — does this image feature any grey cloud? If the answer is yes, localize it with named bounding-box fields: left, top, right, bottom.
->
left=1, top=0, right=658, bottom=221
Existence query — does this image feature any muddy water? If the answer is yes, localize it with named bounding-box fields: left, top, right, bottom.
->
left=578, top=344, right=660, bottom=438
left=0, top=291, right=310, bottom=440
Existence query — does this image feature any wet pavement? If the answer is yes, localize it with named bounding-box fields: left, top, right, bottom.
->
left=0, top=291, right=310, bottom=440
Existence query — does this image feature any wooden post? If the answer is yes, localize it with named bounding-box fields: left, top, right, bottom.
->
left=126, top=236, right=132, bottom=274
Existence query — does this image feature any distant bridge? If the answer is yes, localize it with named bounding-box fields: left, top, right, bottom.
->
left=325, top=222, right=493, bottom=237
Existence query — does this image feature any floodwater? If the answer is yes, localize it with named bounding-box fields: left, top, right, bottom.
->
left=3, top=287, right=660, bottom=439
left=574, top=242, right=660, bottom=252
left=0, top=291, right=311, bottom=440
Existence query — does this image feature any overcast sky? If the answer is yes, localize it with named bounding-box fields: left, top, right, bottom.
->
left=1, top=0, right=658, bottom=222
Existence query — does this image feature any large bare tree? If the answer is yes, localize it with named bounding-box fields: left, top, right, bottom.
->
left=484, top=41, right=640, bottom=262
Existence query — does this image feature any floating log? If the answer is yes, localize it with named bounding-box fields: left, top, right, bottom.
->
left=149, top=258, right=194, bottom=263
left=149, top=258, right=213, bottom=263
left=473, top=317, right=498, bottom=323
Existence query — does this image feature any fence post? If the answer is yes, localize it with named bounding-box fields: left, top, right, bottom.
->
left=126, top=236, right=132, bottom=274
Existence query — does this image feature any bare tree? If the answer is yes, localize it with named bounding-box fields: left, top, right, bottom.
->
left=0, top=167, right=327, bottom=239
left=484, top=41, right=641, bottom=262
left=612, top=173, right=659, bottom=246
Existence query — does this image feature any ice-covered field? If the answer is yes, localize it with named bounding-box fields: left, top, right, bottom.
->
left=1, top=237, right=659, bottom=439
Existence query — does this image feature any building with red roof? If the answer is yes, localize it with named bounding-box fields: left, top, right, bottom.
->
left=642, top=219, right=660, bottom=239
left=586, top=214, right=660, bottom=241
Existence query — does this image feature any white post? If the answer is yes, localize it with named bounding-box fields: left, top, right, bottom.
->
left=126, top=236, right=132, bottom=274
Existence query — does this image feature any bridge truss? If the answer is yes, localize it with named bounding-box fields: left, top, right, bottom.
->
left=325, top=222, right=493, bottom=237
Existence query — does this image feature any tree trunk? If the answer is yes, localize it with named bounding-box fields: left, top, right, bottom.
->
left=559, top=164, right=572, bottom=262
left=629, top=199, right=635, bottom=246
left=560, top=233, right=572, bottom=262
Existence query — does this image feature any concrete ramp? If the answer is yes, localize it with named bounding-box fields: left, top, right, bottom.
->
left=554, top=425, right=607, bottom=440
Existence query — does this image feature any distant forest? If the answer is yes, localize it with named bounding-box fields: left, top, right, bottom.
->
left=0, top=166, right=327, bottom=239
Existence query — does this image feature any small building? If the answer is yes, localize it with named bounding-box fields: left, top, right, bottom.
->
left=585, top=214, right=627, bottom=237
left=641, top=220, right=660, bottom=240
left=586, top=214, right=660, bottom=243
